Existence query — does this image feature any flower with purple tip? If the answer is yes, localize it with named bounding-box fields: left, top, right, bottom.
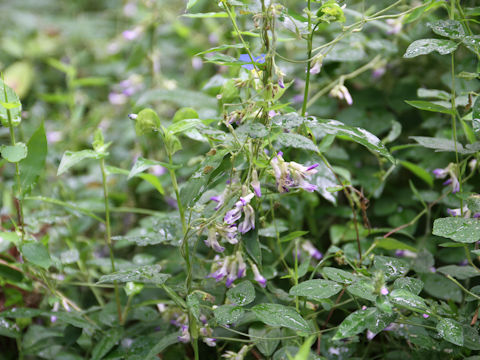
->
left=251, top=263, right=267, bottom=288
left=251, top=169, right=262, bottom=198
left=205, top=227, right=225, bottom=253
left=380, top=287, right=389, bottom=296
left=301, top=241, right=323, bottom=260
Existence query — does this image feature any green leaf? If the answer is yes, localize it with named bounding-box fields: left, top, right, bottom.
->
left=57, top=150, right=101, bottom=175
left=128, top=158, right=177, bottom=179
left=144, top=332, right=179, bottom=360
left=214, top=305, right=244, bottom=325
left=0, top=318, right=20, bottom=338
left=375, top=237, right=417, bottom=252
left=248, top=325, right=281, bottom=357
left=275, top=133, right=318, bottom=153
left=403, top=39, right=458, bottom=58
left=433, top=218, right=480, bottom=243
left=289, top=279, right=342, bottom=301
left=346, top=279, right=377, bottom=301
left=0, top=143, right=27, bottom=163
left=0, top=79, right=22, bottom=127
left=437, top=265, right=480, bottom=280
left=333, top=308, right=375, bottom=340
left=167, top=119, right=203, bottom=135
left=227, top=280, right=255, bottom=306
left=292, top=336, right=316, bottom=360
left=20, top=123, right=47, bottom=194
left=135, top=108, right=161, bottom=135
left=186, top=0, right=199, bottom=10
left=373, top=256, right=409, bottom=280
left=91, top=327, right=124, bottom=360
left=365, top=309, right=396, bottom=334
left=393, top=277, right=424, bottom=295
left=437, top=318, right=464, bottom=346
left=107, top=165, right=165, bottom=195
left=252, top=303, right=310, bottom=332
left=473, top=96, right=480, bottom=133
left=311, top=118, right=394, bottom=163
left=21, top=242, right=52, bottom=269
left=182, top=12, right=228, bottom=18
left=389, top=289, right=428, bottom=311
left=399, top=160, right=433, bottom=187
left=428, top=20, right=465, bottom=39
left=321, top=267, right=357, bottom=284
left=467, top=195, right=480, bottom=213
left=97, top=265, right=170, bottom=285
left=405, top=101, right=453, bottom=114
left=410, top=136, right=467, bottom=153
left=243, top=225, right=262, bottom=265
left=423, top=273, right=462, bottom=302
left=279, top=231, right=309, bottom=243
left=237, top=123, right=269, bottom=139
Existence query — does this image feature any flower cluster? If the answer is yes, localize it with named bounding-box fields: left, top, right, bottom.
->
left=270, top=152, right=319, bottom=193
left=432, top=164, right=460, bottom=193
left=224, top=192, right=256, bottom=234
left=329, top=84, right=353, bottom=105
left=208, top=252, right=266, bottom=288
left=170, top=312, right=216, bottom=347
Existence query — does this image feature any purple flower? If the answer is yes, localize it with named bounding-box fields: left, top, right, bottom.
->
left=372, top=67, right=386, bottom=79
left=225, top=260, right=238, bottom=288
left=239, top=54, right=265, bottom=70
left=122, top=27, right=142, bottom=41
left=251, top=264, right=266, bottom=288
left=47, top=131, right=62, bottom=144
left=204, top=227, right=225, bottom=253
left=433, top=165, right=460, bottom=193
left=380, top=287, right=389, bottom=296
left=109, top=92, right=127, bottom=105
left=236, top=252, right=247, bottom=278
left=301, top=241, right=323, bottom=260
left=422, top=313, right=430, bottom=319
left=238, top=205, right=255, bottom=234
left=251, top=169, right=262, bottom=198
left=204, top=337, right=216, bottom=347
left=278, top=78, right=285, bottom=88
left=367, top=330, right=377, bottom=340
left=178, top=325, right=190, bottom=343
left=209, top=258, right=229, bottom=281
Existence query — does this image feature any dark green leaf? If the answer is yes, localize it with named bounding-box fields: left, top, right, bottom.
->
left=389, top=289, right=428, bottom=311
left=433, top=218, right=480, bottom=243
left=373, top=256, right=409, bottom=280
left=276, top=133, right=318, bottom=153
left=227, top=280, right=255, bottom=306
left=252, top=303, right=310, bottom=332
left=437, top=265, right=480, bottom=280
left=405, top=101, right=453, bottom=114
left=20, top=123, right=47, bottom=194
left=97, top=265, right=170, bottom=285
left=249, top=325, right=281, bottom=357
left=333, top=308, right=375, bottom=340
left=428, top=20, right=465, bottom=39
left=214, top=305, right=244, bottom=325
left=289, top=279, right=342, bottom=301
left=321, top=267, right=357, bottom=284
left=403, top=39, right=458, bottom=58
left=437, top=318, right=463, bottom=346
left=393, top=277, right=424, bottom=295
left=21, top=242, right=52, bottom=269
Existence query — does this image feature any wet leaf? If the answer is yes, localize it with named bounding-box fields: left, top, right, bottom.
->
left=289, top=279, right=342, bottom=301
left=403, top=39, right=458, bottom=58
left=310, top=118, right=394, bottom=163
left=428, top=20, right=465, bottom=39
left=433, top=217, right=480, bottom=243
left=393, top=277, right=424, bottom=295
left=373, top=256, right=409, bottom=280
left=389, top=289, right=428, bottom=311
left=346, top=279, right=377, bottom=301
left=276, top=133, right=318, bottom=153
left=321, top=267, right=357, bottom=284
left=437, top=318, right=463, bottom=346
left=97, top=265, right=170, bottom=285
left=227, top=280, right=255, bottom=306
left=214, top=305, right=244, bottom=325
left=252, top=303, right=310, bottom=332
left=333, top=308, right=375, bottom=340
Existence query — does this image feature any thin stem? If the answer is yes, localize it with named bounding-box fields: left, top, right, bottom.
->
left=3, top=80, right=25, bottom=242
left=301, top=0, right=313, bottom=116
left=100, top=158, right=122, bottom=323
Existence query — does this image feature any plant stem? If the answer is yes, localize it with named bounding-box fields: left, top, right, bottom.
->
left=301, top=0, right=312, bottom=116
left=3, top=81, right=25, bottom=241
left=99, top=158, right=122, bottom=323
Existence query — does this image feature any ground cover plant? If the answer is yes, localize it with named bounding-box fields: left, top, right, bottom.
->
left=0, top=0, right=479, bottom=359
